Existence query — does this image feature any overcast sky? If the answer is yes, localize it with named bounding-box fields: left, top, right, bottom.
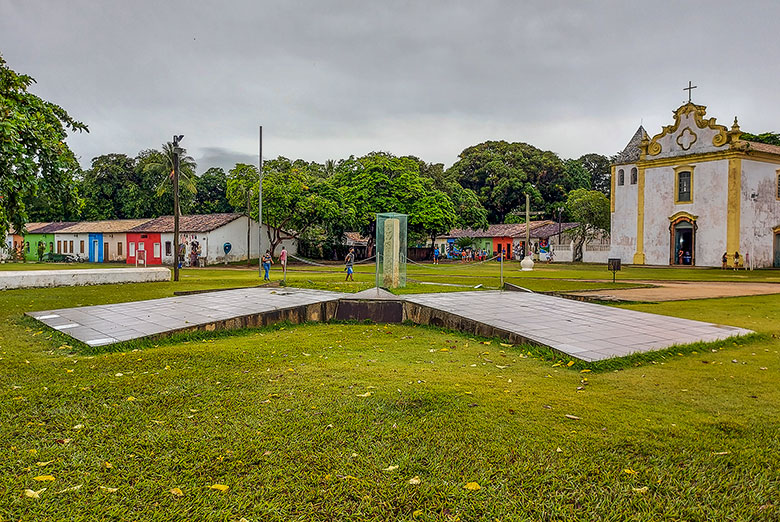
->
left=2, top=0, right=778, bottom=173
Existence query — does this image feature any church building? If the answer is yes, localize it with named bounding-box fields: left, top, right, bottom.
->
left=609, top=100, right=780, bottom=268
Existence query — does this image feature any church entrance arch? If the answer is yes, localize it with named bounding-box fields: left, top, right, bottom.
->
left=669, top=212, right=697, bottom=266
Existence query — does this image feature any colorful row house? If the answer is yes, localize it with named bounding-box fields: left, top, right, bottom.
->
left=55, top=220, right=152, bottom=262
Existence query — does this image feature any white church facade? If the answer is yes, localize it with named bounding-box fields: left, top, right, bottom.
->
left=610, top=102, right=780, bottom=268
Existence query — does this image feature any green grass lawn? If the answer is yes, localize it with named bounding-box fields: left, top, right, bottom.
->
left=1, top=267, right=779, bottom=520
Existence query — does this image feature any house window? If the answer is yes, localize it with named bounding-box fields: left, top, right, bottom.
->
left=117, top=242, right=123, bottom=256
left=617, top=169, right=625, bottom=186
left=165, top=241, right=172, bottom=256
left=57, top=241, right=61, bottom=253
left=630, top=167, right=638, bottom=185
left=675, top=166, right=694, bottom=203
left=26, top=242, right=30, bottom=253
left=69, top=240, right=74, bottom=253
left=129, top=242, right=136, bottom=257
left=50, top=242, right=54, bottom=253
left=153, top=243, right=161, bottom=258
left=79, top=240, right=84, bottom=254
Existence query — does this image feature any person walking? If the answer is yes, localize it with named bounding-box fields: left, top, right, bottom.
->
left=279, top=246, right=288, bottom=279
left=261, top=250, right=273, bottom=281
left=433, top=246, right=439, bottom=265
left=733, top=251, right=740, bottom=271
left=344, top=247, right=355, bottom=281
left=721, top=252, right=728, bottom=270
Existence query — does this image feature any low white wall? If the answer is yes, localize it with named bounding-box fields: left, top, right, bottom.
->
left=0, top=267, right=170, bottom=290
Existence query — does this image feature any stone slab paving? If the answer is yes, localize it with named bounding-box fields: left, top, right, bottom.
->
left=28, top=287, right=752, bottom=361
left=27, top=287, right=343, bottom=347
left=402, top=291, right=753, bottom=362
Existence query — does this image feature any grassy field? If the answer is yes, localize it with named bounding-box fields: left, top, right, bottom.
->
left=1, top=266, right=779, bottom=520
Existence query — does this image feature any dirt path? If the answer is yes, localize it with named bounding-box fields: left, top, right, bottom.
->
left=566, top=280, right=780, bottom=302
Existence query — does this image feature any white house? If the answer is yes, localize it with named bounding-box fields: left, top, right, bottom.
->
left=610, top=101, right=780, bottom=268
left=127, top=213, right=297, bottom=265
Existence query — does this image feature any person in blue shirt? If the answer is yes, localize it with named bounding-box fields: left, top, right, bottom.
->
left=433, top=247, right=440, bottom=265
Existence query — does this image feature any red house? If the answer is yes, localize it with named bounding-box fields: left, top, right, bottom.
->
left=126, top=232, right=162, bottom=265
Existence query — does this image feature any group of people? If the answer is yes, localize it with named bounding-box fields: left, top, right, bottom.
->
left=260, top=246, right=357, bottom=283
left=432, top=247, right=491, bottom=264
left=721, top=251, right=749, bottom=270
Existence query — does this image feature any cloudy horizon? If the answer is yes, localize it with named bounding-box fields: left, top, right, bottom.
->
left=2, top=0, right=778, bottom=173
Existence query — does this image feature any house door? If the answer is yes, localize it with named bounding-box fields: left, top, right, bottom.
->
left=104, top=242, right=109, bottom=262
left=774, top=231, right=780, bottom=268
left=670, top=219, right=696, bottom=265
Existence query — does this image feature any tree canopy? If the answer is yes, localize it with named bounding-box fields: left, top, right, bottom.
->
left=565, top=188, right=610, bottom=261
left=0, top=53, right=87, bottom=239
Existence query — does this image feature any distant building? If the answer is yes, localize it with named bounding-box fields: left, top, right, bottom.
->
left=610, top=101, right=780, bottom=268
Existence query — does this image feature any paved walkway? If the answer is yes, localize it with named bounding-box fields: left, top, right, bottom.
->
left=567, top=280, right=780, bottom=302
left=28, top=287, right=752, bottom=361
left=28, top=287, right=342, bottom=347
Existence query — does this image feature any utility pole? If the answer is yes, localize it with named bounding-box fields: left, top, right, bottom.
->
left=521, top=193, right=534, bottom=271
left=258, top=126, right=263, bottom=278
left=172, top=134, right=183, bottom=282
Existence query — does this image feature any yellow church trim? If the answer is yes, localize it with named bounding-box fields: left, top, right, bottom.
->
left=673, top=165, right=695, bottom=204
left=668, top=211, right=698, bottom=222
left=726, top=157, right=742, bottom=267
left=632, top=166, right=646, bottom=264
left=610, top=166, right=616, bottom=212
left=646, top=103, right=730, bottom=156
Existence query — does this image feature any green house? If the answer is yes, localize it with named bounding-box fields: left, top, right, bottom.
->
left=22, top=222, right=77, bottom=261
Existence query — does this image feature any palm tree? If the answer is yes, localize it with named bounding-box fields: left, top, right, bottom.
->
left=145, top=142, right=198, bottom=216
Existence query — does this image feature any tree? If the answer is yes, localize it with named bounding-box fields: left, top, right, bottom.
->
left=578, top=153, right=612, bottom=197
left=79, top=154, right=136, bottom=220
left=447, top=141, right=560, bottom=223
left=226, top=163, right=259, bottom=265
left=257, top=158, right=345, bottom=257
left=409, top=191, right=457, bottom=249
left=0, top=53, right=87, bottom=240
left=739, top=131, right=780, bottom=146
left=565, top=189, right=610, bottom=262
left=192, top=167, right=232, bottom=214
left=144, top=142, right=197, bottom=216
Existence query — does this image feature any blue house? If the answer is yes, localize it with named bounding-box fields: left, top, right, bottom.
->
left=88, top=232, right=103, bottom=263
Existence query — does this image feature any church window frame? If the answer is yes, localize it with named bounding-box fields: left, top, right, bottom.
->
left=630, top=167, right=638, bottom=185
left=674, top=165, right=695, bottom=204
left=776, top=169, right=780, bottom=200
left=617, top=169, right=625, bottom=186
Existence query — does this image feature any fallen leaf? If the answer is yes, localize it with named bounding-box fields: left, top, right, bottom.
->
left=556, top=447, right=563, bottom=453
left=104, top=462, right=113, bottom=469
left=580, top=369, right=591, bottom=373
left=632, top=486, right=648, bottom=493
left=126, top=396, right=136, bottom=402
left=36, top=461, right=53, bottom=467
left=24, top=488, right=46, bottom=498
left=99, top=486, right=118, bottom=493
left=623, top=468, right=638, bottom=474
left=564, top=414, right=581, bottom=421
left=382, top=465, right=399, bottom=472
left=115, top=373, right=123, bottom=377
left=356, top=392, right=372, bottom=397
left=413, top=510, right=423, bottom=517
left=73, top=424, right=83, bottom=430
left=33, top=475, right=55, bottom=482
left=712, top=451, right=730, bottom=456
left=408, top=476, right=421, bottom=485
left=170, top=487, right=184, bottom=497
left=567, top=360, right=575, bottom=367
left=55, top=484, right=82, bottom=494
left=499, top=343, right=512, bottom=347
left=208, top=484, right=229, bottom=492
left=463, top=481, right=481, bottom=491
left=65, top=369, right=74, bottom=373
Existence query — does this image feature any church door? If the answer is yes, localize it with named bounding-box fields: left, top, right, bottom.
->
left=669, top=218, right=696, bottom=265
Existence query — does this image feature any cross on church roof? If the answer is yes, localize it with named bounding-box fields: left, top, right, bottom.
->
left=684, top=81, right=697, bottom=103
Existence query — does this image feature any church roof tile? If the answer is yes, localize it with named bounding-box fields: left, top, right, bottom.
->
left=614, top=126, right=647, bottom=165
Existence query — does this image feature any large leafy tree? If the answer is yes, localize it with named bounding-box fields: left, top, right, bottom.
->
left=447, top=141, right=561, bottom=223
left=565, top=188, right=610, bottom=262
left=409, top=191, right=457, bottom=247
left=79, top=154, right=136, bottom=220
left=0, top=53, right=87, bottom=239
left=227, top=163, right=259, bottom=265
left=192, top=167, right=232, bottom=214
left=577, top=153, right=612, bottom=197
left=254, top=157, right=346, bottom=257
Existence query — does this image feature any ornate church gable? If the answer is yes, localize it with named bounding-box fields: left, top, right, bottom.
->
left=642, top=103, right=741, bottom=160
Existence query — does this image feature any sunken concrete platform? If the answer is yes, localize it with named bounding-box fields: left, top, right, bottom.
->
left=27, top=287, right=752, bottom=360
left=1, top=267, right=170, bottom=290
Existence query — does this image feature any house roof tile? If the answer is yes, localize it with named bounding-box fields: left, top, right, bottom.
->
left=129, top=213, right=244, bottom=233
left=58, top=219, right=153, bottom=234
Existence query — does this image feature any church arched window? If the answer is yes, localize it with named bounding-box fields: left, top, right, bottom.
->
left=630, top=167, right=638, bottom=185
left=618, top=169, right=625, bottom=186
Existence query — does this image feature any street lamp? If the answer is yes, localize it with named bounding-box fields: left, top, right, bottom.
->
left=172, top=134, right=184, bottom=282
